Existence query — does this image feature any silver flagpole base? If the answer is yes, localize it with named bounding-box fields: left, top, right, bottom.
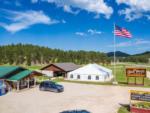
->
left=112, top=81, right=118, bottom=85
left=113, top=81, right=118, bottom=85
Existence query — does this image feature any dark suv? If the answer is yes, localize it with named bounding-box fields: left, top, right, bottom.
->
left=39, top=81, right=64, bottom=92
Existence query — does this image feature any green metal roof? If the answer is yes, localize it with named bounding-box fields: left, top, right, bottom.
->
left=0, top=66, right=20, bottom=78
left=7, top=70, right=33, bottom=81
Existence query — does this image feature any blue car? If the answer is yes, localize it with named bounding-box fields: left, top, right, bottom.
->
left=39, top=81, right=64, bottom=93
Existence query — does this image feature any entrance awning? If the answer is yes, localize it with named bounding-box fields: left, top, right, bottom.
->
left=0, top=66, right=20, bottom=78
left=7, top=70, right=33, bottom=81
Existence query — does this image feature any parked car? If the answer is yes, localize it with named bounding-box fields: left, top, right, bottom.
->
left=39, top=81, right=64, bottom=92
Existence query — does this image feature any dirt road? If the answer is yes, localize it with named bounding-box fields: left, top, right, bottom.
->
left=0, top=83, right=149, bottom=113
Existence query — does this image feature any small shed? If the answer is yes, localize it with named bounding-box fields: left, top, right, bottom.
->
left=41, top=63, right=80, bottom=77
left=36, top=70, right=53, bottom=77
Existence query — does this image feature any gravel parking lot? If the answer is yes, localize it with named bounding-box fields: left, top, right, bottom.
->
left=0, top=82, right=149, bottom=113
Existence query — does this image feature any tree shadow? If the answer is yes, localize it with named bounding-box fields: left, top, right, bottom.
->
left=60, top=110, right=91, bottom=113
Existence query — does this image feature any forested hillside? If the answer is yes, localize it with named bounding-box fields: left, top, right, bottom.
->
left=0, top=44, right=109, bottom=66
left=107, top=51, right=130, bottom=57
left=0, top=44, right=149, bottom=66
left=121, top=51, right=150, bottom=63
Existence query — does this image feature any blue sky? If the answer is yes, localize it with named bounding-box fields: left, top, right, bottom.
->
left=0, top=0, right=150, bottom=54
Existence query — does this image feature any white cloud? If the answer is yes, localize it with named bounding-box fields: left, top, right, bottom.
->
left=88, top=29, right=102, bottom=35
left=0, top=10, right=59, bottom=33
left=75, top=32, right=86, bottom=36
left=115, top=39, right=150, bottom=47
left=116, top=0, right=150, bottom=21
left=94, top=14, right=100, bottom=19
left=36, top=0, right=113, bottom=19
left=15, top=1, right=21, bottom=6
left=62, top=19, right=66, bottom=24
left=75, top=29, right=102, bottom=37
left=63, top=5, right=79, bottom=14
left=31, top=0, right=38, bottom=3
left=135, top=39, right=150, bottom=45
left=146, top=15, right=150, bottom=20
left=2, top=0, right=22, bottom=7
left=116, top=41, right=132, bottom=47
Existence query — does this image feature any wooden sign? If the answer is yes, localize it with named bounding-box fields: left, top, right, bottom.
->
left=126, top=68, right=146, bottom=77
left=130, top=90, right=150, bottom=102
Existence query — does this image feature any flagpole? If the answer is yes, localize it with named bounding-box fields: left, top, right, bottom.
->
left=113, top=23, right=117, bottom=84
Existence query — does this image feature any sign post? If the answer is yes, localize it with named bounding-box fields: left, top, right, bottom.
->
left=126, top=68, right=146, bottom=85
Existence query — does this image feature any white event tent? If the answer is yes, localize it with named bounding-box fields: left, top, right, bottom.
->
left=67, top=64, right=113, bottom=82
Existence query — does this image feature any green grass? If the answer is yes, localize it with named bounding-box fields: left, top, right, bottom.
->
left=27, top=65, right=43, bottom=70
left=36, top=76, right=50, bottom=83
left=1, top=63, right=150, bottom=87
left=31, top=63, right=150, bottom=87
left=118, top=106, right=130, bottom=113
left=107, top=64, right=150, bottom=87
left=52, top=78, right=113, bottom=85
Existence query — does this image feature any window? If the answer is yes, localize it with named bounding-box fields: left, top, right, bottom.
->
left=96, top=76, right=99, bottom=80
left=88, top=75, right=91, bottom=80
left=70, top=74, right=73, bottom=79
left=77, top=75, right=80, bottom=79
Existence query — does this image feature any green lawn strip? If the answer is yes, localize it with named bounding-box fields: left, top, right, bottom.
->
left=63, top=80, right=112, bottom=85
left=107, top=65, right=150, bottom=87
left=144, top=78, right=150, bottom=86
left=25, top=64, right=150, bottom=87
left=36, top=76, right=50, bottom=83
left=1, top=64, right=150, bottom=87
left=118, top=106, right=130, bottom=113
left=52, top=78, right=150, bottom=88
left=26, top=65, right=43, bottom=70
left=52, top=78, right=113, bottom=85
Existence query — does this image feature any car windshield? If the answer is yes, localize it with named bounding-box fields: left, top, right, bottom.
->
left=47, top=81, right=56, bottom=85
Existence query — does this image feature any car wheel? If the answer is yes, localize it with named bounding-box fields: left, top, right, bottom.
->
left=57, top=89, right=61, bottom=93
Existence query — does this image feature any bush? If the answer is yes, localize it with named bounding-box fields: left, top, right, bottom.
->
left=118, top=106, right=130, bottom=113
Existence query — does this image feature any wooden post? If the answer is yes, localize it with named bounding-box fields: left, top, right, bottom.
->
left=17, top=81, right=20, bottom=91
left=65, top=72, right=67, bottom=78
left=34, top=77, right=36, bottom=86
left=27, top=78, right=30, bottom=89
left=135, top=77, right=136, bottom=85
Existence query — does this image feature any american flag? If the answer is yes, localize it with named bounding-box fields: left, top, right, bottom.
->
left=114, top=25, right=132, bottom=38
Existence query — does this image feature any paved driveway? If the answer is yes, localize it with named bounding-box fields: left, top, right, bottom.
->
left=0, top=82, right=149, bottom=113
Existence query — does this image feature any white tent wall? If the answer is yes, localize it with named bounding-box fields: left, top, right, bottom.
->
left=66, top=64, right=113, bottom=82
left=67, top=74, right=111, bottom=82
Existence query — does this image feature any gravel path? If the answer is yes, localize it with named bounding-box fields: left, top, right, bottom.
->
left=0, top=82, right=149, bottom=113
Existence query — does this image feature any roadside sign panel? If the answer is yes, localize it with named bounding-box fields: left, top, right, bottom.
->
left=126, top=68, right=146, bottom=77
left=130, top=90, right=150, bottom=102
left=130, top=90, right=150, bottom=113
